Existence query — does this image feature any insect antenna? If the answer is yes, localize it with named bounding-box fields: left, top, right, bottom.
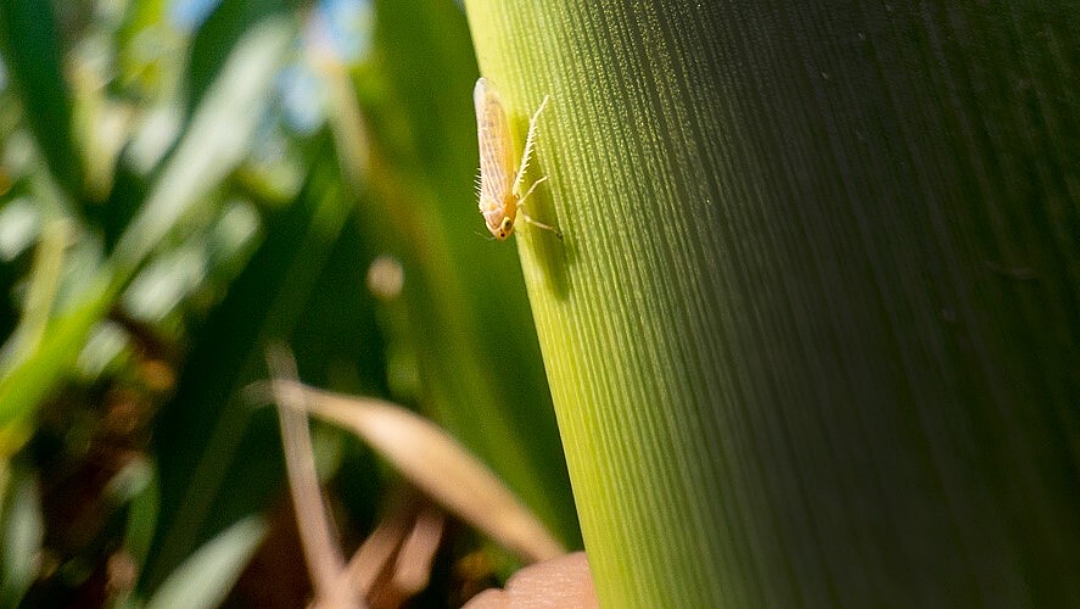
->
left=473, top=228, right=496, bottom=241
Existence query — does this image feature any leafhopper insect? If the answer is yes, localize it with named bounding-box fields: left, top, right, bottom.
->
left=474, top=77, right=561, bottom=240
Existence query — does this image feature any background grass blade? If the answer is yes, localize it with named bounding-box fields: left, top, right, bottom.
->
left=144, top=515, right=267, bottom=609
left=0, top=462, right=43, bottom=607
left=0, top=0, right=83, bottom=198
left=111, top=16, right=293, bottom=275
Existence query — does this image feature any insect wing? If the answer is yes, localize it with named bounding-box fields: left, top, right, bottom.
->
left=474, top=78, right=515, bottom=207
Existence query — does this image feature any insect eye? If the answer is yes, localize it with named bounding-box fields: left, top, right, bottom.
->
left=501, top=218, right=513, bottom=231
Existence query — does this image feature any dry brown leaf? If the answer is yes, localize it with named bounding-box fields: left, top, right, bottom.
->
left=268, top=348, right=364, bottom=609
left=270, top=379, right=566, bottom=564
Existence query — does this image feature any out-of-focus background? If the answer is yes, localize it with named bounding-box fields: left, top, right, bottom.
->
left=0, top=0, right=579, bottom=606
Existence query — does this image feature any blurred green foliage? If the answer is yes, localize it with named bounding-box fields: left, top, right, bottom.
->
left=0, top=0, right=578, bottom=605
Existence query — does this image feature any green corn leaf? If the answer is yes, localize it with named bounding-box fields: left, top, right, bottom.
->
left=466, top=1, right=1080, bottom=606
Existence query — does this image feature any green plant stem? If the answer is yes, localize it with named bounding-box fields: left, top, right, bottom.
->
left=466, top=1, right=1080, bottom=607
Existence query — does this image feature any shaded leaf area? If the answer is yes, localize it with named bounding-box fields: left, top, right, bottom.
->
left=467, top=0, right=1080, bottom=606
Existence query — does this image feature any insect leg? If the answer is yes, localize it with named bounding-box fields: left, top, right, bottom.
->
left=518, top=174, right=561, bottom=239
left=519, top=211, right=563, bottom=239
left=511, top=94, right=550, bottom=196
left=517, top=175, right=548, bottom=207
